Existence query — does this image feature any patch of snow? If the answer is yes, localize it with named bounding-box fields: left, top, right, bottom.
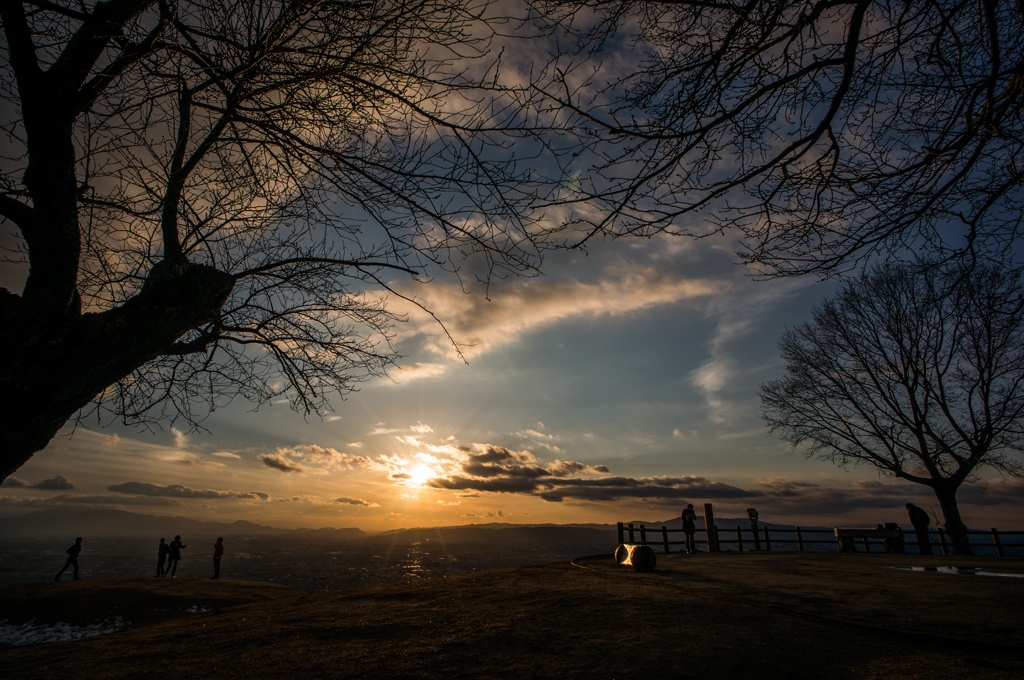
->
left=0, top=617, right=126, bottom=647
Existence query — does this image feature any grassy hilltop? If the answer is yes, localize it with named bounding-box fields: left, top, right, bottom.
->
left=2, top=552, right=1023, bottom=679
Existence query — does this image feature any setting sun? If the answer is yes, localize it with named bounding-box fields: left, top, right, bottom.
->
left=407, top=465, right=435, bottom=486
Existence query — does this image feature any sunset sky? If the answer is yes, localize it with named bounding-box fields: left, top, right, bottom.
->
left=4, top=230, right=1023, bottom=531
left=2, top=1, right=1023, bottom=533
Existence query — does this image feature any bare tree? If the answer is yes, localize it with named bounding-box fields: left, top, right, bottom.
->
left=0, top=0, right=555, bottom=480
left=530, top=0, right=1024, bottom=276
left=760, top=262, right=1024, bottom=554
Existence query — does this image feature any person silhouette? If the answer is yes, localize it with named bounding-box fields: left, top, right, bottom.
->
left=54, top=537, right=83, bottom=581
left=167, top=535, right=187, bottom=577
left=906, top=503, right=933, bottom=555
left=682, top=504, right=698, bottom=554
left=212, top=537, right=224, bottom=579
left=156, top=538, right=170, bottom=577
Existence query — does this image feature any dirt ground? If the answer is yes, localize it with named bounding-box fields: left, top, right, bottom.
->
left=2, top=551, right=1023, bottom=679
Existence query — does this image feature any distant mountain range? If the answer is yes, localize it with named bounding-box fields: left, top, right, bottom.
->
left=0, top=507, right=816, bottom=541
left=0, top=508, right=365, bottom=540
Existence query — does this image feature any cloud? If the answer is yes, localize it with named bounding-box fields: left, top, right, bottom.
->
left=174, top=454, right=226, bottom=467
left=429, top=444, right=610, bottom=490
left=750, top=476, right=942, bottom=516
left=427, top=467, right=752, bottom=502
left=108, top=482, right=269, bottom=500
left=757, top=478, right=822, bottom=497
left=31, top=475, right=75, bottom=491
left=391, top=264, right=726, bottom=361
left=1, top=477, right=29, bottom=488
left=258, top=454, right=304, bottom=473
left=0, top=494, right=179, bottom=507
left=269, top=445, right=374, bottom=473
left=462, top=510, right=505, bottom=518
left=334, top=497, right=380, bottom=507
left=389, top=363, right=449, bottom=382
left=211, top=451, right=242, bottom=459
left=955, top=477, right=1024, bottom=506
left=691, top=278, right=812, bottom=423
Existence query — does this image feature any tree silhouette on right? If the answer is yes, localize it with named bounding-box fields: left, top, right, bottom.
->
left=531, top=0, right=1024, bottom=276
left=760, top=262, right=1024, bottom=554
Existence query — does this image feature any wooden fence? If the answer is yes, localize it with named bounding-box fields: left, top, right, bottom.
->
left=616, top=522, right=1024, bottom=556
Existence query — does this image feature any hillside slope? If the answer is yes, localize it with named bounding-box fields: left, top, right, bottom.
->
left=2, top=552, right=1022, bottom=679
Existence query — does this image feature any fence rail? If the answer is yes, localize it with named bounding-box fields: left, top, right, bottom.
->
left=616, top=522, right=1024, bottom=556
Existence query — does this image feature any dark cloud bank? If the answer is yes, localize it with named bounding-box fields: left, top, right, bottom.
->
left=1, top=475, right=75, bottom=490
left=424, top=445, right=1024, bottom=513
left=107, top=482, right=269, bottom=500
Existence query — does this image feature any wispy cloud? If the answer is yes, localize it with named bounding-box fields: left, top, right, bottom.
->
left=691, top=279, right=812, bottom=423
left=108, top=482, right=269, bottom=500
left=0, top=494, right=179, bottom=507
left=174, top=454, right=226, bottom=468
left=391, top=264, right=727, bottom=362
left=388, top=363, right=449, bottom=383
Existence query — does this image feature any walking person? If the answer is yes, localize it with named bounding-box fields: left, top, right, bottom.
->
left=167, top=535, right=187, bottom=577
left=54, top=537, right=83, bottom=581
left=682, top=504, right=698, bottom=554
left=906, top=503, right=933, bottom=555
left=212, top=537, right=224, bottom=579
left=156, top=538, right=170, bottom=577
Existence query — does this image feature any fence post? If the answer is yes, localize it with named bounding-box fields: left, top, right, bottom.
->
left=617, top=522, right=624, bottom=545
left=991, top=528, right=1004, bottom=557
left=628, top=523, right=635, bottom=543
left=937, top=528, right=949, bottom=556
left=736, top=526, right=743, bottom=551
left=640, top=525, right=647, bottom=545
left=704, top=503, right=720, bottom=552
left=796, top=526, right=804, bottom=551
left=662, top=526, right=670, bottom=553
left=763, top=526, right=771, bottom=551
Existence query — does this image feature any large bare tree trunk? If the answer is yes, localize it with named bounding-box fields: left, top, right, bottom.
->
left=0, top=261, right=234, bottom=480
left=933, top=483, right=974, bottom=556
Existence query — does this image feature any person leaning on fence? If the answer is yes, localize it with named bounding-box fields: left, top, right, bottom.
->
left=682, top=504, right=698, bottom=554
left=906, top=503, right=933, bottom=556
left=54, top=537, right=83, bottom=581
left=212, top=537, right=224, bottom=579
